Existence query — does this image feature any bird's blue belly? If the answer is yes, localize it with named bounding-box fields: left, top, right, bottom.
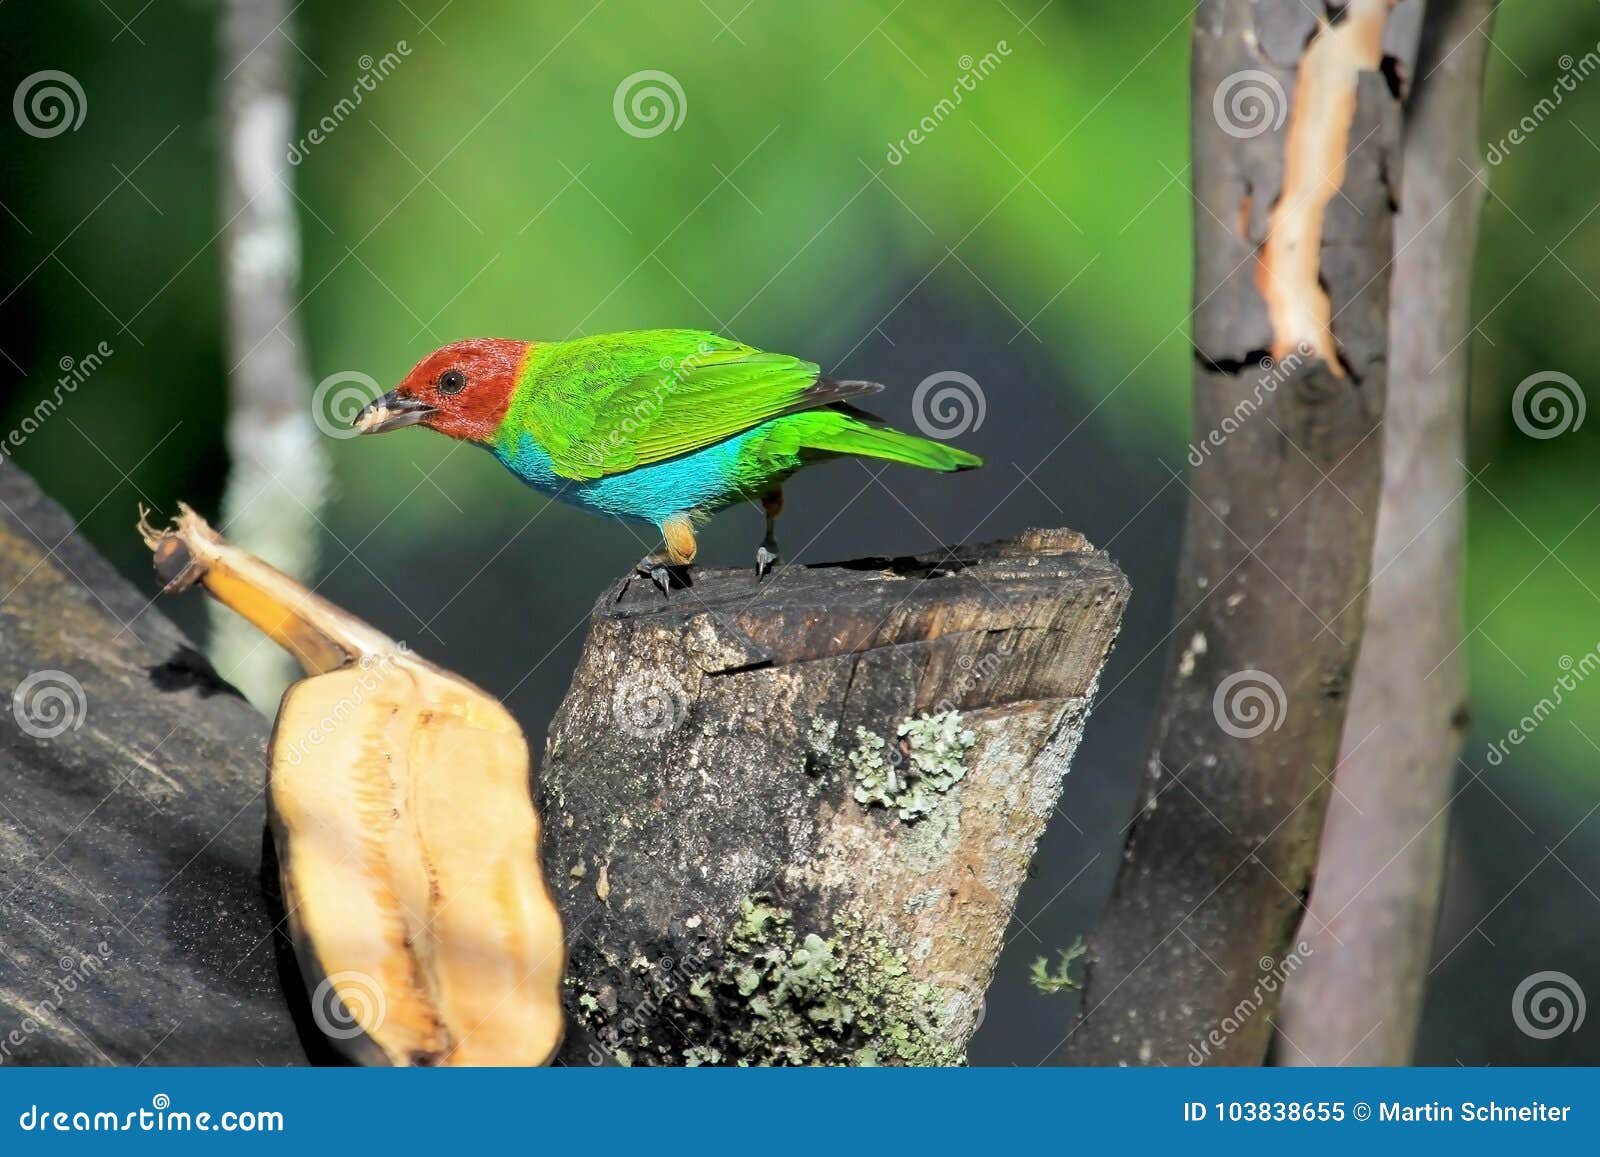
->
left=491, top=431, right=757, bottom=525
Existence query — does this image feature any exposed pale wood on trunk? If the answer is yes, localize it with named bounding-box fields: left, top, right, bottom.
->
left=1277, top=0, right=1497, bottom=1067
left=1061, top=0, right=1418, bottom=1066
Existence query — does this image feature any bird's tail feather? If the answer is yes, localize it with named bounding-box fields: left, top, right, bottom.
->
left=803, top=414, right=982, bottom=472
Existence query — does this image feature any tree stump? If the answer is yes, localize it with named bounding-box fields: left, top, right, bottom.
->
left=543, top=529, right=1127, bottom=1066
left=0, top=465, right=305, bottom=1065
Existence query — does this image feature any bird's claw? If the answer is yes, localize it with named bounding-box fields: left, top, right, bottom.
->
left=755, top=545, right=780, bottom=581
left=634, top=557, right=690, bottom=597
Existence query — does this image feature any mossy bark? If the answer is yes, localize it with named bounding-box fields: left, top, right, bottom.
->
left=543, top=530, right=1128, bottom=1065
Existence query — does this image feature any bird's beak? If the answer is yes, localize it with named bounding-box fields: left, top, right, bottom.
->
left=352, top=391, right=436, bottom=435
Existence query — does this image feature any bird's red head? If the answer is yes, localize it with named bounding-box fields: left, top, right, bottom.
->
left=353, top=338, right=531, bottom=443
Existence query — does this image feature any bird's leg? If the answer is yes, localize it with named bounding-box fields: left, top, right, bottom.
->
left=756, top=488, right=783, bottom=579
left=635, top=514, right=699, bottom=596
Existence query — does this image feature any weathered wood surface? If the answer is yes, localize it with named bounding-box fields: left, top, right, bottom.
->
left=0, top=464, right=307, bottom=1065
left=1063, top=0, right=1419, bottom=1065
left=543, top=529, right=1127, bottom=1066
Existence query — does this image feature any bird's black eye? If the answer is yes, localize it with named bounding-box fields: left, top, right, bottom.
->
left=438, top=369, right=467, bottom=395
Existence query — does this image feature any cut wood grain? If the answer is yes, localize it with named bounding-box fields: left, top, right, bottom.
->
left=543, top=530, right=1127, bottom=1066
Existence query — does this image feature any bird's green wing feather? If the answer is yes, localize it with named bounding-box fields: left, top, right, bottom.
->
left=512, top=329, right=827, bottom=480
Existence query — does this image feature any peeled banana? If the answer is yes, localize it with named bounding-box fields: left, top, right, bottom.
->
left=140, top=505, right=565, bottom=1066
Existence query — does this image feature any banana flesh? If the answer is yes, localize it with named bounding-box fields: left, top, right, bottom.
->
left=140, top=505, right=565, bottom=1066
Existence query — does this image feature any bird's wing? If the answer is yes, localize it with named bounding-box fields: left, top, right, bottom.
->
left=520, top=330, right=880, bottom=480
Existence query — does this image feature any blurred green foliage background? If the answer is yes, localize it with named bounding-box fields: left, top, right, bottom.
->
left=2, top=0, right=1597, bottom=1064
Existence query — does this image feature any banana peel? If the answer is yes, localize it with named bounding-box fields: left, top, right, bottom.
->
left=140, top=505, right=564, bottom=1066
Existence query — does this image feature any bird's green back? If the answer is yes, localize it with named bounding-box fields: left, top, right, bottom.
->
left=501, top=329, right=826, bottom=480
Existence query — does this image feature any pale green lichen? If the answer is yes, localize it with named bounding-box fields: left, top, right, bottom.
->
left=806, top=716, right=839, bottom=752
left=1029, top=938, right=1087, bottom=995
left=851, top=710, right=977, bottom=821
left=683, top=1045, right=724, bottom=1066
left=712, top=896, right=963, bottom=1066
left=897, top=801, right=962, bottom=873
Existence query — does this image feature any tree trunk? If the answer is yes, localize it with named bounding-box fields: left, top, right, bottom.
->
left=213, top=0, right=331, bottom=711
left=0, top=464, right=306, bottom=1065
left=544, top=530, right=1127, bottom=1066
left=1062, top=0, right=1419, bottom=1066
left=1276, top=0, right=1497, bottom=1067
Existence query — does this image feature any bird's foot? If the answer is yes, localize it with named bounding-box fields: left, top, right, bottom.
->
left=634, top=555, right=691, bottom=597
left=755, top=545, right=781, bottom=580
